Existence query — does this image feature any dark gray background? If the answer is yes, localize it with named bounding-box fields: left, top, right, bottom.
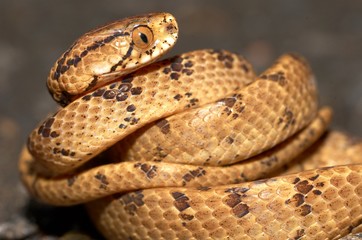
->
left=1, top=0, right=362, bottom=236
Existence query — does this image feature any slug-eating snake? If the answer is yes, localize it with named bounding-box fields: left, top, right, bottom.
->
left=18, top=12, right=362, bottom=239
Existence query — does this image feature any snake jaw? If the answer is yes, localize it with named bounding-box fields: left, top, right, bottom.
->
left=47, top=12, right=178, bottom=107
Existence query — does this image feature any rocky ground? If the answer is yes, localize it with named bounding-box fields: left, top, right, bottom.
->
left=1, top=1, right=362, bottom=239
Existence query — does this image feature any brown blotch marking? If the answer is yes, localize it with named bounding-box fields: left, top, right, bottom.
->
left=163, top=67, right=171, bottom=74
left=293, top=177, right=301, bottom=184
left=155, top=119, right=170, bottom=134
left=313, top=189, right=322, bottom=195
left=82, top=95, right=92, bottom=101
left=184, top=61, right=193, bottom=68
left=126, top=104, right=136, bottom=112
left=118, top=190, right=145, bottom=216
left=44, top=117, right=55, bottom=128
left=232, top=203, right=249, bottom=218
left=309, top=174, right=319, bottom=181
left=240, top=63, right=250, bottom=73
left=260, top=71, right=286, bottom=85
left=224, top=187, right=250, bottom=218
left=180, top=213, right=194, bottom=221
left=94, top=172, right=109, bottom=189
left=185, top=92, right=192, bottom=98
left=181, top=68, right=194, bottom=76
left=122, top=75, right=134, bottom=83
left=223, top=107, right=232, bottom=116
left=134, top=163, right=158, bottom=179
left=130, top=87, right=142, bottom=95
left=189, top=98, right=199, bottom=107
left=278, top=107, right=296, bottom=129
left=92, top=88, right=105, bottom=97
left=211, top=49, right=235, bottom=69
left=285, top=193, right=304, bottom=207
left=67, top=176, right=77, bottom=187
left=261, top=155, right=278, bottom=167
left=61, top=148, right=70, bottom=156
left=316, top=182, right=324, bottom=187
left=154, top=146, right=168, bottom=160
left=182, top=167, right=206, bottom=185
left=293, top=229, right=305, bottom=240
left=235, top=105, right=245, bottom=113
left=298, top=204, right=312, bottom=216
left=118, top=83, right=132, bottom=92
left=171, top=62, right=183, bottom=72
left=40, top=128, right=50, bottom=138
left=172, top=192, right=190, bottom=212
left=170, top=72, right=180, bottom=80
left=295, top=180, right=313, bottom=194
left=225, top=187, right=250, bottom=194
left=116, top=92, right=128, bottom=101
left=38, top=117, right=56, bottom=138
left=124, top=116, right=139, bottom=125
left=225, top=193, right=241, bottom=208
left=50, top=131, right=59, bottom=138
left=219, top=97, right=237, bottom=108
left=225, top=136, right=234, bottom=144
left=197, top=186, right=211, bottom=191
left=174, top=94, right=182, bottom=101
left=103, top=89, right=117, bottom=99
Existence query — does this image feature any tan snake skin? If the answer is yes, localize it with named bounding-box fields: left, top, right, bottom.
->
left=19, top=12, right=362, bottom=239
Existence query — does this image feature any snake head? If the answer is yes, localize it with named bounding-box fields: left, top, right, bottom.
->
left=47, top=12, right=178, bottom=106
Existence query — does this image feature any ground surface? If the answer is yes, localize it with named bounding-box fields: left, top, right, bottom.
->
left=1, top=1, right=362, bottom=239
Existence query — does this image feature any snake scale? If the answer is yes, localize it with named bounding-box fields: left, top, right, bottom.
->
left=18, top=12, right=362, bottom=239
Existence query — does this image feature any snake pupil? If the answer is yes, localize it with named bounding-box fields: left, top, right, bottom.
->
left=140, top=33, right=148, bottom=43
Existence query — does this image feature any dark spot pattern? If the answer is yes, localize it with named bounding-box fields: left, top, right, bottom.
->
left=172, top=192, right=190, bottom=212
left=260, top=71, right=286, bottom=85
left=155, top=119, right=170, bottom=134
left=278, top=107, right=296, bottom=130
left=293, top=229, right=305, bottom=240
left=295, top=180, right=313, bottom=194
left=182, top=167, right=206, bottom=186
left=217, top=94, right=244, bottom=119
left=38, top=117, right=56, bottom=138
left=225, top=136, right=234, bottom=144
left=174, top=94, right=182, bottom=101
left=52, top=147, right=75, bottom=157
left=67, top=176, right=77, bottom=187
left=285, top=193, right=305, bottom=207
left=134, top=163, right=158, bottom=179
left=309, top=174, right=319, bottom=181
left=81, top=75, right=141, bottom=104
left=210, top=49, right=235, bottom=69
left=53, top=31, right=127, bottom=80
left=152, top=146, right=168, bottom=161
left=94, top=172, right=109, bottom=189
left=180, top=213, right=194, bottom=221
left=261, top=155, right=278, bottom=167
left=162, top=55, right=194, bottom=80
left=197, top=186, right=211, bottom=191
left=118, top=190, right=144, bottom=216
left=298, top=204, right=312, bottom=216
left=224, top=187, right=250, bottom=218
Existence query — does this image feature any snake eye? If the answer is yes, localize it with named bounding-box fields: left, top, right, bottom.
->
left=132, top=25, right=154, bottom=49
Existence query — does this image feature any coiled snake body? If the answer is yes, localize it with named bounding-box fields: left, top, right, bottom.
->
left=19, top=12, right=362, bottom=239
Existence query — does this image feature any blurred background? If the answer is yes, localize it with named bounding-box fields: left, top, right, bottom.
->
left=1, top=0, right=362, bottom=238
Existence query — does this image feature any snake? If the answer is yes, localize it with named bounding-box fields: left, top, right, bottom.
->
left=18, top=12, right=362, bottom=239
